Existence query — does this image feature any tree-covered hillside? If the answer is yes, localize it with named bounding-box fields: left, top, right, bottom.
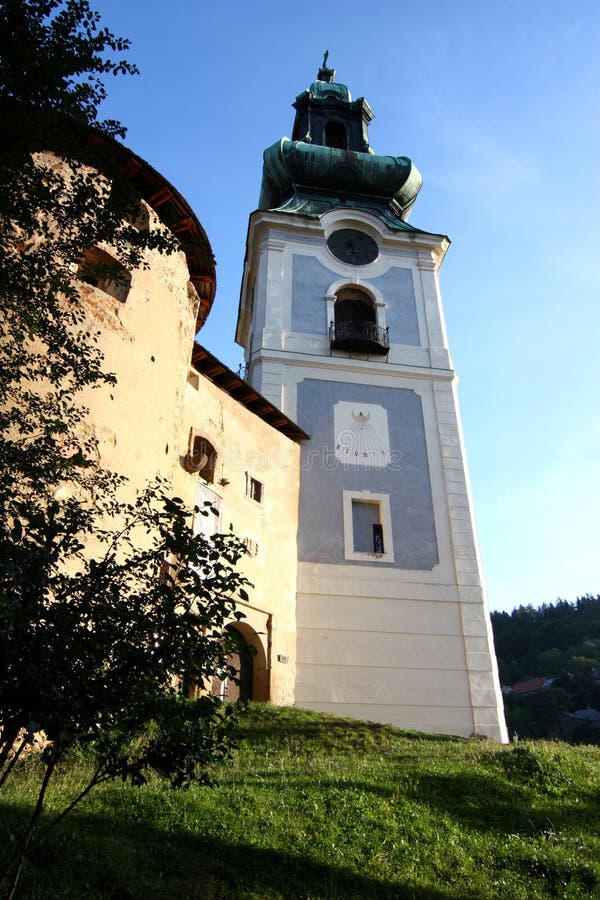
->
left=491, top=596, right=600, bottom=741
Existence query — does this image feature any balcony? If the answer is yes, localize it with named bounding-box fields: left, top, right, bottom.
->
left=329, top=320, right=390, bottom=355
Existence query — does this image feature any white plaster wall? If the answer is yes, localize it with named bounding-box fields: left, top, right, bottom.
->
left=294, top=577, right=505, bottom=739
left=287, top=356, right=507, bottom=740
left=239, top=208, right=507, bottom=741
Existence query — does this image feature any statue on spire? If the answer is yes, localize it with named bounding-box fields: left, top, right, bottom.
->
left=318, top=50, right=335, bottom=83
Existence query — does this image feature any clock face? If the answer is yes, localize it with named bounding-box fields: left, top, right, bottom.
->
left=327, top=229, right=379, bottom=266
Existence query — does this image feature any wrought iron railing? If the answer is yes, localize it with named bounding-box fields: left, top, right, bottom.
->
left=329, top=320, right=390, bottom=353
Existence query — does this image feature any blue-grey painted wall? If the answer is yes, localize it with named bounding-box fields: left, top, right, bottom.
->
left=297, top=379, right=438, bottom=569
left=290, top=255, right=420, bottom=346
left=291, top=255, right=331, bottom=334
left=370, top=267, right=419, bottom=346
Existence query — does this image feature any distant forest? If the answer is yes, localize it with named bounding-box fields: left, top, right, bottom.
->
left=491, top=595, right=600, bottom=741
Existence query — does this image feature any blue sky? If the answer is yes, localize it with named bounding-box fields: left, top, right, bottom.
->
left=93, top=0, right=599, bottom=613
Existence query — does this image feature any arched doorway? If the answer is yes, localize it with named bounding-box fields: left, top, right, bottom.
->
left=210, top=623, right=269, bottom=702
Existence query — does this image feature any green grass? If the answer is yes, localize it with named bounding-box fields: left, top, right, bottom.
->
left=2, top=704, right=600, bottom=898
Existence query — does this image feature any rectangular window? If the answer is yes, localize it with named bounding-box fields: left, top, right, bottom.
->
left=351, top=500, right=381, bottom=553
left=246, top=473, right=263, bottom=504
left=194, top=483, right=222, bottom=540
left=343, top=491, right=394, bottom=563
left=242, top=537, right=259, bottom=557
left=187, top=368, right=200, bottom=391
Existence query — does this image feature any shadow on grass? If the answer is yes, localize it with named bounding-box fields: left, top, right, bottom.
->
left=401, top=769, right=600, bottom=837
left=198, top=767, right=600, bottom=843
left=0, top=801, right=481, bottom=900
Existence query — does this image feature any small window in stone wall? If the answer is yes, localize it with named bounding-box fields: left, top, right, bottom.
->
left=242, top=537, right=259, bottom=557
left=246, top=473, right=263, bottom=504
left=78, top=246, right=131, bottom=303
left=129, top=200, right=151, bottom=231
left=187, top=368, right=200, bottom=391
left=183, top=429, right=217, bottom=482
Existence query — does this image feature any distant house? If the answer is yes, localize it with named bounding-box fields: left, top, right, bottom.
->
left=508, top=677, right=558, bottom=696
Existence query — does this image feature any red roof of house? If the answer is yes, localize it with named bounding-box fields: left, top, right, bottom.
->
left=510, top=676, right=550, bottom=695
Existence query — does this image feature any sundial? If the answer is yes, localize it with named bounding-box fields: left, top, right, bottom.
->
left=334, top=401, right=391, bottom=467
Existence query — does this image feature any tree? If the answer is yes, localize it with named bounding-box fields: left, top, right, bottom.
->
left=1, top=486, right=250, bottom=893
left=491, top=597, right=600, bottom=685
left=504, top=688, right=570, bottom=740
left=492, top=597, right=600, bottom=742
left=0, top=2, right=248, bottom=893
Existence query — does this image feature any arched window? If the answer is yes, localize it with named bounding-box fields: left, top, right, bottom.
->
left=325, top=121, right=347, bottom=149
left=183, top=429, right=217, bottom=482
left=129, top=200, right=151, bottom=231
left=78, top=247, right=131, bottom=303
left=329, top=287, right=389, bottom=354
left=334, top=286, right=376, bottom=329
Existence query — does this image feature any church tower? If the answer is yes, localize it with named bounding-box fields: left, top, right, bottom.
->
left=236, top=59, right=507, bottom=741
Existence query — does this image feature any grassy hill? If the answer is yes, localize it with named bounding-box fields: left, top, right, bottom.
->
left=2, top=704, right=600, bottom=899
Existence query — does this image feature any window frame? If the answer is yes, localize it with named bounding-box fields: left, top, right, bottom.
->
left=324, top=280, right=387, bottom=336
left=193, top=482, right=222, bottom=541
left=342, top=490, right=394, bottom=563
left=245, top=472, right=264, bottom=504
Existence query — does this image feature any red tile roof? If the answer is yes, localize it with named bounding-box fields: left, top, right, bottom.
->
left=190, top=344, right=309, bottom=442
left=510, top=676, right=550, bottom=695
